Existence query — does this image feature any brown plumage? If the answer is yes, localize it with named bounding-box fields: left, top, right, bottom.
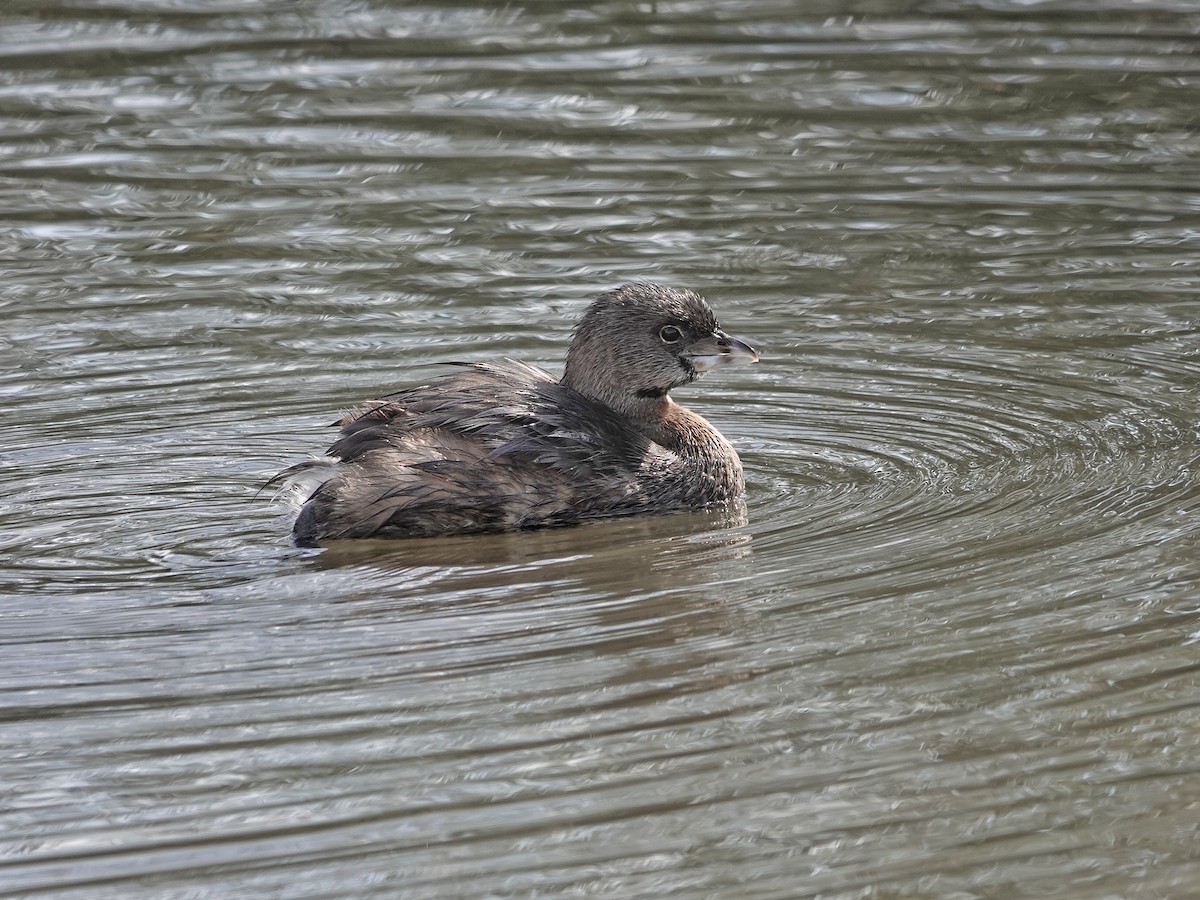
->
left=276, top=282, right=759, bottom=546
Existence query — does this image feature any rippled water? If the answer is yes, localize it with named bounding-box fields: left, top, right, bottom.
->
left=5, top=1, right=1200, bottom=897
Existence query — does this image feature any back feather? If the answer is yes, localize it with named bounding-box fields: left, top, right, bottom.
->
left=285, top=361, right=676, bottom=545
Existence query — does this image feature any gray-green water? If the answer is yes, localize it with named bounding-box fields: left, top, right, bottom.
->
left=4, top=1, right=1200, bottom=897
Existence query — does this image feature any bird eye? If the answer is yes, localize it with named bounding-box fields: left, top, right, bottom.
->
left=659, top=325, right=684, bottom=344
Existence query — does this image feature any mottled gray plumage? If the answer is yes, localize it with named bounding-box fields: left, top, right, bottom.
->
left=276, top=282, right=758, bottom=546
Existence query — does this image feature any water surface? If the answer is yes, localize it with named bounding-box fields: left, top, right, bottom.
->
left=4, top=1, right=1200, bottom=897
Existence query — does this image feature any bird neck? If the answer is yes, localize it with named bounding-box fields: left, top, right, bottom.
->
left=649, top=399, right=745, bottom=501
left=645, top=397, right=728, bottom=456
left=560, top=377, right=745, bottom=499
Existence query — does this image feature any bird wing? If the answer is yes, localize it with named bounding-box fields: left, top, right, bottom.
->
left=327, top=360, right=653, bottom=481
left=282, top=361, right=673, bottom=543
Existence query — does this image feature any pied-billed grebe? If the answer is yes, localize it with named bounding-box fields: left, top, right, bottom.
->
left=277, top=282, right=758, bottom=546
